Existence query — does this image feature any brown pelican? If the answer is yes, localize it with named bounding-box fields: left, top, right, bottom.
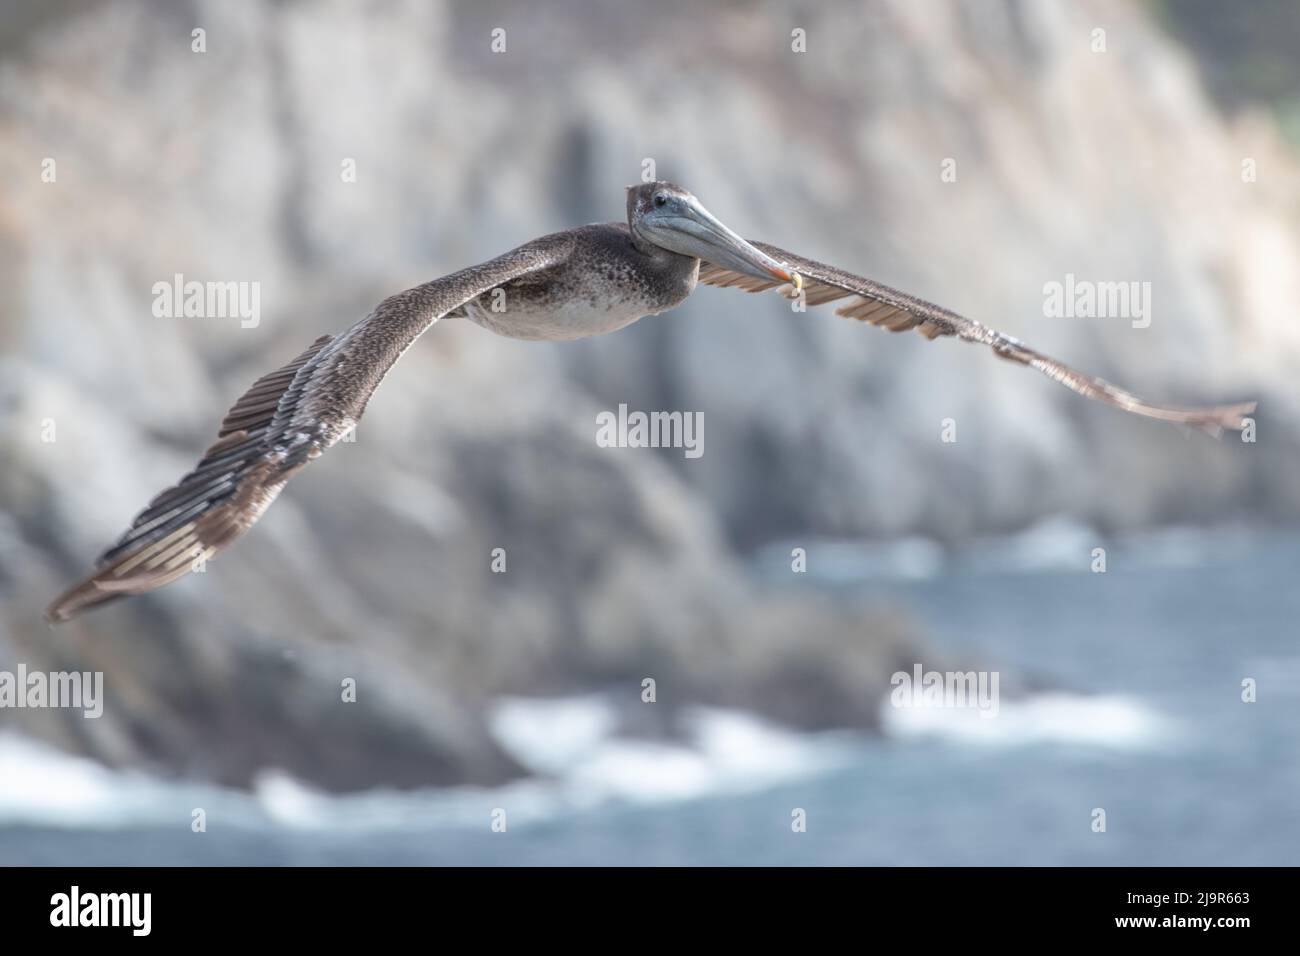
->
left=46, top=182, right=1256, bottom=622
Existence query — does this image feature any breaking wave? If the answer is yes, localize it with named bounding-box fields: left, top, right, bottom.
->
left=0, top=686, right=1180, bottom=833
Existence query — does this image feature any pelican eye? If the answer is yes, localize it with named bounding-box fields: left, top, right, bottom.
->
left=653, top=194, right=668, bottom=208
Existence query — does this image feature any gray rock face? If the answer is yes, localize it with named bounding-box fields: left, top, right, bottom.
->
left=0, top=0, right=1293, bottom=790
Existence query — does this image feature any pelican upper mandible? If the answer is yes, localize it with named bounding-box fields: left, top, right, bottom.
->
left=46, top=181, right=1256, bottom=622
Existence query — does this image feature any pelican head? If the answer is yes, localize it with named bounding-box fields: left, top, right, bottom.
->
left=627, top=181, right=800, bottom=289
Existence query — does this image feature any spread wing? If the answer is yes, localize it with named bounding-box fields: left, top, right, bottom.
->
left=699, top=242, right=1256, bottom=433
left=46, top=237, right=571, bottom=622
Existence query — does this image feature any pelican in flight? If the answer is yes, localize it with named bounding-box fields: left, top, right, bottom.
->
left=47, top=182, right=1256, bottom=621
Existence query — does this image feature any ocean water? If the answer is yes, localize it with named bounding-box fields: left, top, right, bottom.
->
left=2, top=522, right=1298, bottom=866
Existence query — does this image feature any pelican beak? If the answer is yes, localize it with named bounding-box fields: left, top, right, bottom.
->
left=665, top=196, right=801, bottom=288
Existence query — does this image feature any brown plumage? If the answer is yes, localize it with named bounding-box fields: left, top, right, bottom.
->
left=47, top=240, right=570, bottom=621
left=700, top=243, right=1257, bottom=434
left=46, top=182, right=1256, bottom=622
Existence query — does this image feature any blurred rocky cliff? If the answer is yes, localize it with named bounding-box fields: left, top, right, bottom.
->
left=1, top=0, right=1296, bottom=790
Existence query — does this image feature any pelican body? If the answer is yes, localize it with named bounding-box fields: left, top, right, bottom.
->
left=455, top=223, right=695, bottom=341
left=457, top=185, right=796, bottom=340
left=46, top=182, right=1255, bottom=622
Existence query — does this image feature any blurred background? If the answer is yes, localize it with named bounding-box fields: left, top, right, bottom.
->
left=1, top=0, right=1298, bottom=865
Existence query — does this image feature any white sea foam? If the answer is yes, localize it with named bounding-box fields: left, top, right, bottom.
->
left=489, top=695, right=850, bottom=804
left=0, top=698, right=850, bottom=830
left=0, top=733, right=254, bottom=828
left=880, top=691, right=1178, bottom=750
left=958, top=516, right=1102, bottom=574
left=0, top=685, right=1183, bottom=832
